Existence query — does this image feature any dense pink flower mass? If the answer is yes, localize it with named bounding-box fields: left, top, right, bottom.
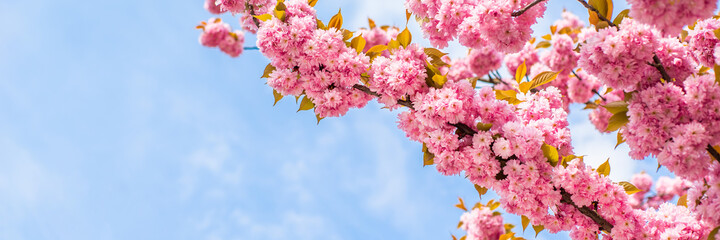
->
left=627, top=0, right=717, bottom=36
left=687, top=18, right=720, bottom=67
left=199, top=0, right=720, bottom=238
left=406, top=0, right=546, bottom=52
left=459, top=207, right=504, bottom=240
left=204, top=0, right=227, bottom=14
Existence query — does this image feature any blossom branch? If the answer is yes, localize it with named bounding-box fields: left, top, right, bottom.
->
left=575, top=0, right=617, bottom=28
left=649, top=55, right=673, bottom=81
left=246, top=1, right=261, bottom=28
left=571, top=70, right=607, bottom=101
left=559, top=188, right=614, bottom=232
left=244, top=46, right=260, bottom=50
left=511, top=0, right=549, bottom=17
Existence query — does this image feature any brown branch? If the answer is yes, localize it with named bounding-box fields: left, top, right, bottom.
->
left=246, top=1, right=261, bottom=28
left=511, top=0, right=548, bottom=17
left=576, top=0, right=617, bottom=28
left=571, top=70, right=607, bottom=101
left=707, top=144, right=720, bottom=164
left=559, top=188, right=614, bottom=232
left=649, top=55, right=672, bottom=81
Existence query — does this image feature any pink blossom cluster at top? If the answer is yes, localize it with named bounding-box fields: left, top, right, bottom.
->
left=540, top=35, right=578, bottom=73
left=257, top=0, right=372, bottom=118
left=368, top=44, right=428, bottom=109
left=198, top=18, right=245, bottom=57
left=459, top=206, right=505, bottom=240
left=627, top=0, right=717, bottom=36
left=358, top=26, right=399, bottom=53
left=405, top=0, right=546, bottom=52
left=446, top=47, right=503, bottom=82
left=628, top=172, right=690, bottom=210
left=504, top=42, right=539, bottom=75
left=209, top=0, right=276, bottom=33
left=686, top=18, right=720, bottom=67
left=624, top=75, right=720, bottom=180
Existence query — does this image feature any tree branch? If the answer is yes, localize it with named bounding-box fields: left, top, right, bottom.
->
left=571, top=70, right=606, bottom=101
left=246, top=1, right=261, bottom=28
left=559, top=188, right=614, bottom=232
left=244, top=46, right=260, bottom=50
left=575, top=0, right=617, bottom=28
left=511, top=0, right=548, bottom=17
left=649, top=55, right=673, bottom=81
left=707, top=144, right=720, bottom=164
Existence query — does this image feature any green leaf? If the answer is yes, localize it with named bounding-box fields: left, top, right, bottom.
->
left=606, top=111, right=629, bottom=132
left=253, top=14, right=273, bottom=22
left=350, top=35, right=366, bottom=54
left=422, top=144, right=434, bottom=166
left=529, top=71, right=560, bottom=90
left=615, top=132, right=625, bottom=149
left=515, top=61, right=527, bottom=84
left=455, top=197, right=467, bottom=211
left=397, top=27, right=412, bottom=48
left=613, top=9, right=629, bottom=25
left=603, top=101, right=629, bottom=114
left=474, top=184, right=488, bottom=198
left=677, top=194, right=688, bottom=207
left=424, top=48, right=447, bottom=58
left=535, top=41, right=552, bottom=49
left=297, top=96, right=315, bottom=112
left=476, top=123, right=493, bottom=131
left=597, top=158, right=610, bottom=176
left=532, top=224, right=545, bottom=237
left=387, top=39, right=400, bottom=50
left=714, top=29, right=720, bottom=41
left=273, top=89, right=283, bottom=106
left=432, top=75, right=447, bottom=88
left=521, top=215, right=530, bottom=233
left=618, top=181, right=641, bottom=195
left=708, top=225, right=720, bottom=240
left=261, top=64, right=276, bottom=78
left=328, top=9, right=343, bottom=29
left=542, top=143, right=559, bottom=167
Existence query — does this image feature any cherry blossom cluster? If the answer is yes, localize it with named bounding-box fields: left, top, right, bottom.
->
left=210, top=0, right=276, bottom=33
left=446, top=47, right=503, bottom=82
left=627, top=0, right=717, bottom=36
left=258, top=0, right=372, bottom=118
left=588, top=90, right=623, bottom=133
left=686, top=18, right=720, bottom=67
left=628, top=172, right=690, bottom=210
left=198, top=18, right=245, bottom=57
left=688, top=166, right=720, bottom=226
left=368, top=44, right=428, bottom=109
left=459, top=206, right=505, bottom=240
left=624, top=75, right=720, bottom=180
left=358, top=25, right=399, bottom=53
left=405, top=0, right=546, bottom=52
left=504, top=42, right=539, bottom=75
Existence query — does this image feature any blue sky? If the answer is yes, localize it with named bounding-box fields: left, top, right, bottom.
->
left=0, top=0, right=677, bottom=239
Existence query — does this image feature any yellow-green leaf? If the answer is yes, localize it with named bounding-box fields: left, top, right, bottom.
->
left=424, top=48, right=447, bottom=58
left=261, top=64, right=276, bottom=78
left=406, top=9, right=412, bottom=23
left=422, top=144, right=434, bottom=166
left=618, top=181, right=641, bottom=195
left=328, top=9, right=343, bottom=29
left=432, top=75, right=447, bottom=88
left=366, top=45, right=387, bottom=54
left=597, top=158, right=610, bottom=176
left=350, top=35, right=366, bottom=54
left=708, top=225, right=720, bottom=240
left=273, top=9, right=286, bottom=21
left=499, top=233, right=515, bottom=240
left=519, top=81, right=533, bottom=94
left=457, top=221, right=463, bottom=229
left=521, top=215, right=530, bottom=233
left=603, top=101, right=629, bottom=114
left=515, top=61, right=527, bottom=84
left=476, top=123, right=493, bottom=131
left=550, top=25, right=558, bottom=35
left=542, top=143, right=559, bottom=167
left=387, top=39, right=400, bottom=50
left=541, top=34, right=552, bottom=41
left=397, top=27, right=412, bottom=48
left=455, top=197, right=467, bottom=211
left=532, top=225, right=545, bottom=237
left=714, top=65, right=720, bottom=85
left=613, top=9, right=630, bottom=26
left=714, top=29, right=720, bottom=40
left=616, top=131, right=625, bottom=149
left=606, top=111, right=629, bottom=132
left=474, top=184, right=488, bottom=198
left=253, top=14, right=273, bottom=22
left=677, top=194, right=688, bottom=207
left=536, top=41, right=552, bottom=49
left=273, top=89, right=283, bottom=106
left=530, top=71, right=560, bottom=90
left=452, top=234, right=458, bottom=240
left=308, top=0, right=318, bottom=7
left=368, top=18, right=376, bottom=29
left=342, top=29, right=353, bottom=41
left=487, top=200, right=500, bottom=210
left=297, top=96, right=315, bottom=112
left=459, top=236, right=466, bottom=240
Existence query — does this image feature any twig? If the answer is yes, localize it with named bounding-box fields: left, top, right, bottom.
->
left=575, top=0, right=617, bottom=28
left=559, top=188, right=614, bottom=232
left=571, top=70, right=606, bottom=101
left=246, top=1, right=261, bottom=28
left=511, top=0, right=548, bottom=17
left=707, top=144, right=720, bottom=164
left=649, top=55, right=672, bottom=81
left=244, top=46, right=260, bottom=50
